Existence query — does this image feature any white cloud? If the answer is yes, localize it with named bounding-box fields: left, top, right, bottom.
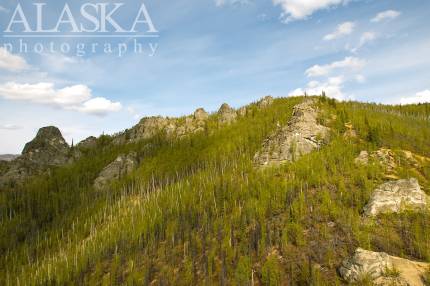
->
left=0, top=124, right=22, bottom=130
left=400, top=90, right=430, bottom=105
left=324, top=21, right=355, bottom=41
left=289, top=76, right=346, bottom=100
left=0, top=82, right=122, bottom=116
left=273, top=0, right=348, bottom=22
left=305, top=57, right=365, bottom=77
left=78, top=97, right=122, bottom=116
left=0, top=48, right=30, bottom=72
left=371, top=10, right=401, bottom=23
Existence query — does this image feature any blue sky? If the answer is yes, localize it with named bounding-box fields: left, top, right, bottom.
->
left=0, top=0, right=429, bottom=153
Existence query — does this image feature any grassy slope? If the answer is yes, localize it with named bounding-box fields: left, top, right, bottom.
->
left=0, top=96, right=429, bottom=285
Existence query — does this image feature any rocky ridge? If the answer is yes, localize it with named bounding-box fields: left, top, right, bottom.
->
left=254, top=98, right=329, bottom=167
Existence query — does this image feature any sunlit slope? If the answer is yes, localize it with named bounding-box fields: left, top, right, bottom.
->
left=1, top=96, right=429, bottom=285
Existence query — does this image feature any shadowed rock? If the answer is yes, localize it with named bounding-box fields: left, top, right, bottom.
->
left=0, top=126, right=70, bottom=188
left=94, top=152, right=138, bottom=190
left=22, top=126, right=69, bottom=166
left=254, top=99, right=329, bottom=167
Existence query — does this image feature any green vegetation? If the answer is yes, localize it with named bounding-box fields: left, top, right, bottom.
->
left=0, top=96, right=429, bottom=285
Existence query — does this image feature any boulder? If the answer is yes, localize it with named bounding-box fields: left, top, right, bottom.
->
left=218, top=103, right=237, bottom=124
left=340, top=248, right=429, bottom=286
left=94, top=152, right=138, bottom=190
left=339, top=248, right=392, bottom=282
left=363, top=178, right=428, bottom=217
left=254, top=99, right=329, bottom=167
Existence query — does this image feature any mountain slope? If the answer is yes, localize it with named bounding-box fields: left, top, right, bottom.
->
left=0, top=96, right=429, bottom=285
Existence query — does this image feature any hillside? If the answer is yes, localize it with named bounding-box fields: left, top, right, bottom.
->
left=0, top=95, right=430, bottom=285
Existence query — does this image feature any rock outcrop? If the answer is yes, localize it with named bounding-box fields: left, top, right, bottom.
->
left=355, top=148, right=397, bottom=172
left=94, top=152, right=138, bottom=190
left=113, top=108, right=211, bottom=144
left=77, top=136, right=97, bottom=149
left=339, top=248, right=429, bottom=286
left=363, top=178, right=428, bottom=217
left=218, top=103, right=237, bottom=124
left=339, top=248, right=393, bottom=282
left=256, top=95, right=274, bottom=108
left=0, top=126, right=70, bottom=188
left=21, top=126, right=69, bottom=166
left=254, top=99, right=329, bottom=167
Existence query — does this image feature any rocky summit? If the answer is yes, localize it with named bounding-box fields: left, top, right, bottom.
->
left=0, top=126, right=70, bottom=188
left=21, top=126, right=69, bottom=166
left=254, top=99, right=329, bottom=166
left=363, top=178, right=428, bottom=217
left=339, top=248, right=429, bottom=285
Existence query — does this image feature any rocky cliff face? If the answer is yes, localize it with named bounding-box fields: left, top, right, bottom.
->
left=339, top=248, right=429, bottom=285
left=363, top=178, right=428, bottom=217
left=0, top=126, right=70, bottom=188
left=94, top=152, right=138, bottom=190
left=254, top=99, right=329, bottom=167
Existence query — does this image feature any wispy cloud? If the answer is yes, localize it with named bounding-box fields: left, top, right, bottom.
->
left=0, top=48, right=30, bottom=72
left=305, top=57, right=365, bottom=77
left=0, top=82, right=122, bottom=116
left=324, top=21, right=355, bottom=41
left=273, top=0, right=349, bottom=22
left=400, top=90, right=430, bottom=105
left=371, top=10, right=401, bottom=23
left=350, top=31, right=377, bottom=53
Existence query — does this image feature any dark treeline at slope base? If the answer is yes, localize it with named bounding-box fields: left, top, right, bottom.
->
left=0, top=96, right=429, bottom=285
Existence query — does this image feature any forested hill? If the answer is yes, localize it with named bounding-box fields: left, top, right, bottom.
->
left=0, top=96, right=430, bottom=285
